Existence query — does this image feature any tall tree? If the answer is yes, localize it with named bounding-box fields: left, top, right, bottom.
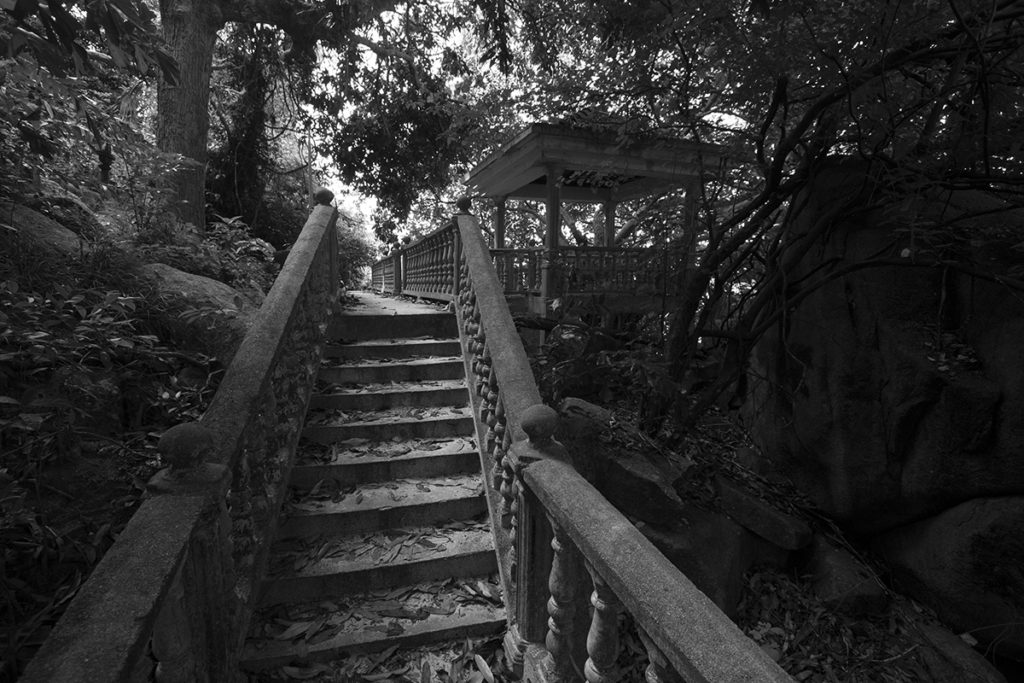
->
left=154, top=0, right=512, bottom=229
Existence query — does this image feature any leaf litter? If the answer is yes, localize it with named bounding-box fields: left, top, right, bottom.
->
left=306, top=406, right=471, bottom=427
left=296, top=437, right=475, bottom=466
left=252, top=632, right=512, bottom=683
left=248, top=574, right=506, bottom=682
left=269, top=517, right=492, bottom=575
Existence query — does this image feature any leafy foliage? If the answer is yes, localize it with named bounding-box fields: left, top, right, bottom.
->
left=0, top=259, right=219, bottom=678
left=0, top=0, right=176, bottom=80
left=134, top=213, right=278, bottom=295
left=492, top=0, right=1024, bottom=429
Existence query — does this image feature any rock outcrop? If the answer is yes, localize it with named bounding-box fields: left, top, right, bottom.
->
left=138, top=262, right=256, bottom=364
left=874, top=497, right=1024, bottom=660
left=742, top=159, right=1024, bottom=662
left=0, top=201, right=86, bottom=257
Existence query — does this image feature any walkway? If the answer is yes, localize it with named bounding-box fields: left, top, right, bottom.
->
left=241, top=292, right=505, bottom=679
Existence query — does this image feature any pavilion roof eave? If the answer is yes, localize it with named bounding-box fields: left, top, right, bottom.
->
left=464, top=122, right=726, bottom=200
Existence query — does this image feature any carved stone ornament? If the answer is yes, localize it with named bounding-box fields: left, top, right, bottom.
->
left=149, top=422, right=227, bottom=494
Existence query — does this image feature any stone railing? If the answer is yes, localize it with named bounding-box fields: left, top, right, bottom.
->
left=371, top=252, right=399, bottom=293
left=20, top=195, right=341, bottom=683
left=373, top=199, right=792, bottom=682
left=491, top=248, right=542, bottom=294
left=491, top=246, right=677, bottom=298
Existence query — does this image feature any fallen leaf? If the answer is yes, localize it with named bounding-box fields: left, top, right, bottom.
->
left=280, top=664, right=331, bottom=679
left=274, top=620, right=314, bottom=641
left=474, top=655, right=494, bottom=683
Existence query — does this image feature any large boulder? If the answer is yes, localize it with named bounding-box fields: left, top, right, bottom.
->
left=139, top=263, right=256, bottom=363
left=873, top=497, right=1024, bottom=660
left=0, top=201, right=86, bottom=257
left=743, top=162, right=1024, bottom=533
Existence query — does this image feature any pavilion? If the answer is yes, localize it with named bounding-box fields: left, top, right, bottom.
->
left=463, top=122, right=726, bottom=316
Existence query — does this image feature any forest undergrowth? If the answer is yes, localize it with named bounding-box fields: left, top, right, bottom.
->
left=0, top=191, right=288, bottom=679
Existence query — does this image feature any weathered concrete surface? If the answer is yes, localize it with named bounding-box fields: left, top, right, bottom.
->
left=329, top=291, right=457, bottom=341
left=18, top=495, right=205, bottom=682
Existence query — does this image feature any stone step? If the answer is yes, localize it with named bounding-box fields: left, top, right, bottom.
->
left=260, top=524, right=497, bottom=605
left=303, top=410, right=473, bottom=443
left=324, top=337, right=461, bottom=361
left=319, top=357, right=464, bottom=384
left=292, top=437, right=479, bottom=487
left=242, top=577, right=505, bottom=671
left=310, top=379, right=468, bottom=411
left=329, top=312, right=456, bottom=342
left=279, top=474, right=487, bottom=539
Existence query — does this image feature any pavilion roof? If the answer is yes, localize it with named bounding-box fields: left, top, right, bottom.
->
left=463, top=123, right=727, bottom=202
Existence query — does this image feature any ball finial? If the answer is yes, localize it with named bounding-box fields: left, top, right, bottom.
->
left=314, top=187, right=335, bottom=206
left=456, top=197, right=472, bottom=213
left=158, top=422, right=215, bottom=471
left=521, top=404, right=558, bottom=445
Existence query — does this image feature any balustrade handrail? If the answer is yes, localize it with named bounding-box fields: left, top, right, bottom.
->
left=524, top=458, right=791, bottom=683
left=448, top=202, right=792, bottom=683
left=20, top=197, right=341, bottom=683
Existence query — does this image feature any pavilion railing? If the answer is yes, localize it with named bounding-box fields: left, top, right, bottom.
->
left=371, top=200, right=791, bottom=682
left=484, top=246, right=679, bottom=300
left=491, top=248, right=542, bottom=294
left=20, top=195, right=341, bottom=683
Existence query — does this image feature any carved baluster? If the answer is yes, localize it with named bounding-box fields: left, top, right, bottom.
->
left=492, top=397, right=508, bottom=492
left=484, top=371, right=499, bottom=454
left=444, top=229, right=454, bottom=295
left=475, top=339, right=490, bottom=403
left=152, top=572, right=193, bottom=683
left=584, top=565, right=622, bottom=683
left=437, top=235, right=443, bottom=292
left=638, top=629, right=682, bottom=683
left=546, top=518, right=579, bottom=682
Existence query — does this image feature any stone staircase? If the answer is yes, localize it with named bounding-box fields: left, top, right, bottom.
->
left=241, top=293, right=505, bottom=679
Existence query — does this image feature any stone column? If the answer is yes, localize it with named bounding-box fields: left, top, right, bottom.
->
left=603, top=201, right=617, bottom=247
left=494, top=197, right=507, bottom=249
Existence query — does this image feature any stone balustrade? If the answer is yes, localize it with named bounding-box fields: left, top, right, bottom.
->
left=20, top=195, right=341, bottom=683
left=26, top=193, right=791, bottom=681
left=371, top=252, right=399, bottom=293
left=436, top=202, right=793, bottom=682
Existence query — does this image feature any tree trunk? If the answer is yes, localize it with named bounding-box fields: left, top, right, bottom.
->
left=157, top=0, right=224, bottom=230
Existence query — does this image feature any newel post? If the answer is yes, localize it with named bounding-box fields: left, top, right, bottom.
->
left=455, top=197, right=472, bottom=295
left=394, top=250, right=404, bottom=294
left=313, top=188, right=338, bottom=291
left=148, top=423, right=234, bottom=682
left=505, top=404, right=574, bottom=679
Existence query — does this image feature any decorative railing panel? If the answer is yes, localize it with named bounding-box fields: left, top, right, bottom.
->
left=400, top=223, right=459, bottom=301
left=553, top=247, right=677, bottom=297
left=372, top=237, right=675, bottom=302
left=371, top=253, right=399, bottom=293
left=491, top=248, right=542, bottom=294
left=20, top=196, right=341, bottom=683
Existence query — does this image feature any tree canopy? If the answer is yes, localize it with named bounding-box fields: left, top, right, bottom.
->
left=4, top=0, right=1023, bottom=425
